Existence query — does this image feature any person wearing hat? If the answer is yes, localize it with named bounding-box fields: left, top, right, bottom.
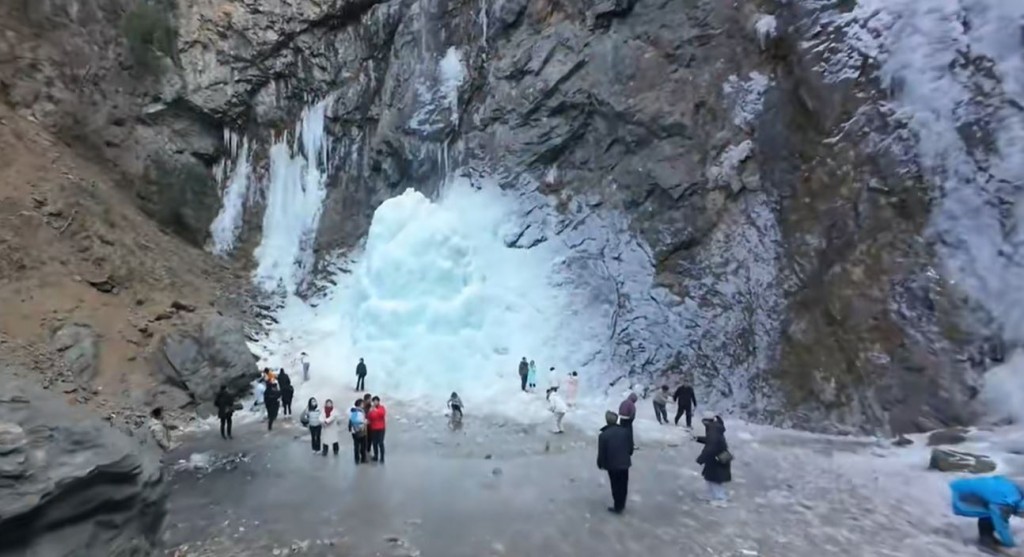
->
left=951, top=476, right=1024, bottom=550
left=695, top=411, right=731, bottom=506
left=597, top=410, right=632, bottom=514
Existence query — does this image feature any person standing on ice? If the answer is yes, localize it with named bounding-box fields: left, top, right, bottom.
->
left=214, top=385, right=235, bottom=440
left=597, top=410, right=632, bottom=514
left=447, top=392, right=464, bottom=429
left=547, top=387, right=568, bottom=433
left=518, top=357, right=529, bottom=392
left=652, top=385, right=670, bottom=424
left=695, top=412, right=731, bottom=506
left=618, top=392, right=638, bottom=450
left=565, top=371, right=580, bottom=407
left=300, top=351, right=310, bottom=382
left=302, top=397, right=323, bottom=453
left=252, top=378, right=266, bottom=412
left=356, top=358, right=368, bottom=391
left=527, top=360, right=538, bottom=391
left=672, top=381, right=698, bottom=428
left=348, top=399, right=369, bottom=464
left=263, top=381, right=281, bottom=431
left=278, top=368, right=294, bottom=417
left=950, top=476, right=1024, bottom=550
left=367, top=396, right=387, bottom=463
left=321, top=399, right=342, bottom=456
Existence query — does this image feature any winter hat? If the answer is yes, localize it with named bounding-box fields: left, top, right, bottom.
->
left=604, top=411, right=618, bottom=426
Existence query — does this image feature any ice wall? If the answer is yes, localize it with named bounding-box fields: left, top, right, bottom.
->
left=253, top=99, right=332, bottom=294
left=262, top=178, right=608, bottom=412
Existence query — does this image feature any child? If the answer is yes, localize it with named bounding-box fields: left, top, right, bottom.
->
left=527, top=360, right=538, bottom=391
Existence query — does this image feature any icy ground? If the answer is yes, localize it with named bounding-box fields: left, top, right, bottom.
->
left=168, top=397, right=1023, bottom=557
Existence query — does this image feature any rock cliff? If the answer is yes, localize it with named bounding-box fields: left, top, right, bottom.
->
left=4, top=0, right=1020, bottom=434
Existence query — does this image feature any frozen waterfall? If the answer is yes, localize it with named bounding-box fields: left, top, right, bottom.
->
left=261, top=178, right=607, bottom=415
left=208, top=131, right=251, bottom=255
left=835, top=0, right=1024, bottom=420
left=253, top=99, right=332, bottom=294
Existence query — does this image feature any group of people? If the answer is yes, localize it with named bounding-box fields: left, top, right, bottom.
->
left=517, top=357, right=580, bottom=402
left=302, top=391, right=387, bottom=465
left=597, top=390, right=731, bottom=514
left=651, top=383, right=699, bottom=427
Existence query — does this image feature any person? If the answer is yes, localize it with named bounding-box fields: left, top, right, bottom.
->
left=362, top=393, right=372, bottom=413
left=300, top=351, right=310, bottom=382
left=147, top=407, right=174, bottom=451
left=252, top=378, right=266, bottom=411
left=653, top=385, right=670, bottom=424
left=348, top=399, right=368, bottom=464
left=565, top=371, right=580, bottom=407
left=518, top=357, right=529, bottom=392
left=695, top=412, right=731, bottom=506
left=264, top=381, right=281, bottom=431
left=673, top=382, right=698, bottom=427
left=262, top=367, right=277, bottom=384
left=278, top=368, right=294, bottom=416
left=950, top=476, right=1024, bottom=550
left=597, top=410, right=632, bottom=514
left=367, top=396, right=387, bottom=463
left=303, top=397, right=323, bottom=453
left=527, top=359, right=538, bottom=391
left=447, top=392, right=464, bottom=429
left=547, top=387, right=568, bottom=433
left=618, top=392, right=638, bottom=449
left=214, top=385, right=235, bottom=440
left=321, top=399, right=341, bottom=456
left=355, top=358, right=367, bottom=391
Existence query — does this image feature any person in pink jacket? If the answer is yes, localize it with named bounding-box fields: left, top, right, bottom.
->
left=565, top=371, right=580, bottom=407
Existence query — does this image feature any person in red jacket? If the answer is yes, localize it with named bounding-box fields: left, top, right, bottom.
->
left=367, top=396, right=387, bottom=463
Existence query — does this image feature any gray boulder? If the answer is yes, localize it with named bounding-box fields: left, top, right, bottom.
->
left=154, top=316, right=258, bottom=411
left=0, top=376, right=167, bottom=557
left=929, top=448, right=997, bottom=474
left=49, top=323, right=98, bottom=384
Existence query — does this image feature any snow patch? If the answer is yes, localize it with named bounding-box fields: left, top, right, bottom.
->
left=723, top=72, right=770, bottom=130
left=754, top=14, right=777, bottom=50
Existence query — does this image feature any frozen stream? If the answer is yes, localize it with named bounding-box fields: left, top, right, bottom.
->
left=165, top=399, right=1014, bottom=557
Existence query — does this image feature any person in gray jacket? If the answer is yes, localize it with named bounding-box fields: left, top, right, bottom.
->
left=303, top=397, right=323, bottom=453
left=653, top=385, right=670, bottom=424
left=597, top=410, right=633, bottom=514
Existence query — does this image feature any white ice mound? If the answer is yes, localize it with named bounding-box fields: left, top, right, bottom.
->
left=269, top=179, right=604, bottom=412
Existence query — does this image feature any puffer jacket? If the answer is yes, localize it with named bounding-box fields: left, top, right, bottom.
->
left=696, top=419, right=731, bottom=484
left=618, top=393, right=638, bottom=420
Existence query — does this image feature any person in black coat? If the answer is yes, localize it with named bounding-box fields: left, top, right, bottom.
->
left=673, top=383, right=698, bottom=427
left=356, top=358, right=368, bottom=391
left=597, top=410, right=633, bottom=514
left=278, top=369, right=294, bottom=416
left=214, top=385, right=235, bottom=440
left=695, top=412, right=731, bottom=504
left=264, top=382, right=282, bottom=431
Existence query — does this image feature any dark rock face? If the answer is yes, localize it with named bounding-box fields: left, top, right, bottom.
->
left=0, top=376, right=167, bottom=557
left=154, top=316, right=258, bottom=413
left=1, top=0, right=1011, bottom=434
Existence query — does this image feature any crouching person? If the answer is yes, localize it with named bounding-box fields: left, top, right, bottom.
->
left=951, top=476, right=1024, bottom=551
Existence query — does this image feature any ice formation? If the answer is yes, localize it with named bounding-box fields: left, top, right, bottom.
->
left=208, top=130, right=251, bottom=256
left=261, top=178, right=607, bottom=414
left=253, top=99, right=332, bottom=294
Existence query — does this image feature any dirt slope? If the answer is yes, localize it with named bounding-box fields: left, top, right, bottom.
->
left=0, top=104, right=248, bottom=421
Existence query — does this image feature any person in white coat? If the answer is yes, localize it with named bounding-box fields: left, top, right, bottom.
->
left=321, top=399, right=343, bottom=456
left=547, top=387, right=568, bottom=433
